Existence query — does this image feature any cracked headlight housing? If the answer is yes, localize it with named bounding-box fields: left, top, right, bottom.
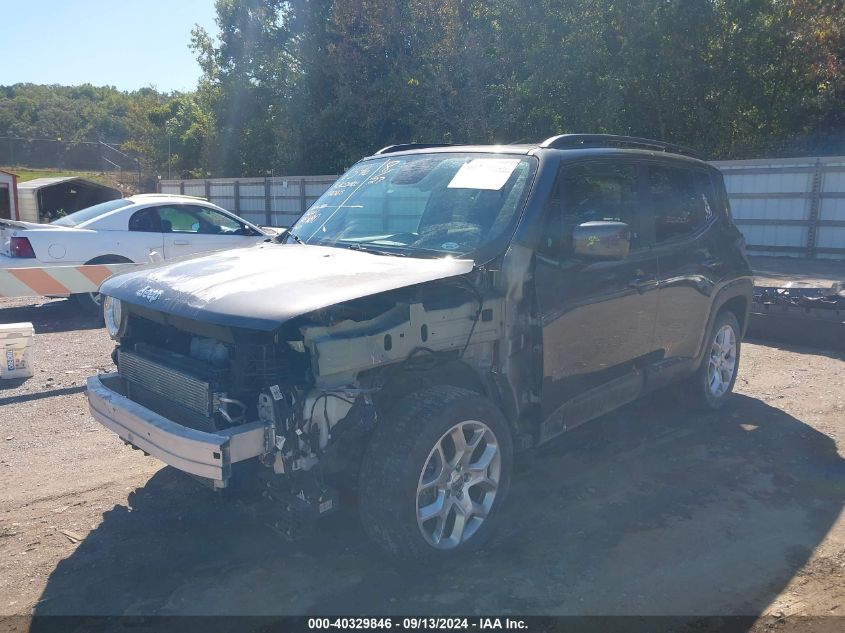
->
left=103, top=296, right=125, bottom=339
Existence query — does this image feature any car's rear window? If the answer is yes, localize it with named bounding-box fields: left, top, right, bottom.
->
left=51, top=199, right=134, bottom=227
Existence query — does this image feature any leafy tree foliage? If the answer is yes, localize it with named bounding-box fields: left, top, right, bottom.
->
left=0, top=83, right=203, bottom=181
left=190, top=0, right=845, bottom=175
left=3, top=1, right=844, bottom=178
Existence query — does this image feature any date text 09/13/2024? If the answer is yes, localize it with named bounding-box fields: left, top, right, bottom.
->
left=307, top=618, right=528, bottom=630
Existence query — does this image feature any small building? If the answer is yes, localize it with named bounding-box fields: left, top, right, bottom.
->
left=0, top=169, right=19, bottom=221
left=16, top=177, right=122, bottom=223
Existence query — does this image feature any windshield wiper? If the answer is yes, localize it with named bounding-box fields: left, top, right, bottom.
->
left=338, top=242, right=406, bottom=257
left=283, top=231, right=304, bottom=245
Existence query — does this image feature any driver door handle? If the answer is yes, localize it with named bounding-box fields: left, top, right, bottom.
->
left=173, top=240, right=190, bottom=245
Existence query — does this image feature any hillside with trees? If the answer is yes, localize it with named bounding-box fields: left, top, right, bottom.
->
left=3, top=0, right=844, bottom=181
left=0, top=84, right=210, bottom=185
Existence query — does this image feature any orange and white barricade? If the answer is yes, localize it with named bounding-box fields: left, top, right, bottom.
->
left=0, top=263, right=136, bottom=299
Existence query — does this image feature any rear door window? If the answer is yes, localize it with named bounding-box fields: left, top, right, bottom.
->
left=51, top=198, right=134, bottom=227
left=648, top=165, right=711, bottom=242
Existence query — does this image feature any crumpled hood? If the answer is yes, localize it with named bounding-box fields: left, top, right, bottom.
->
left=101, top=243, right=474, bottom=331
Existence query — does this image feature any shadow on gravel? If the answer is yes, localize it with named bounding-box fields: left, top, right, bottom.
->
left=32, top=394, right=845, bottom=619
left=0, top=384, right=86, bottom=404
left=0, top=299, right=101, bottom=334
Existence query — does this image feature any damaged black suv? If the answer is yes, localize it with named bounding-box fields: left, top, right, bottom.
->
left=88, top=134, right=753, bottom=557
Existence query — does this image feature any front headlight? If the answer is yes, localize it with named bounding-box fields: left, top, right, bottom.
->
left=103, top=296, right=125, bottom=339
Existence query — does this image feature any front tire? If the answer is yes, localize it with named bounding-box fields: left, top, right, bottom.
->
left=359, top=386, right=513, bottom=558
left=685, top=310, right=742, bottom=410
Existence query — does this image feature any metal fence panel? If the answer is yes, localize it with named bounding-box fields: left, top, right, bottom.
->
left=820, top=198, right=845, bottom=222
left=713, top=156, right=845, bottom=259
left=209, top=183, right=234, bottom=196
left=723, top=171, right=813, bottom=194
left=743, top=224, right=807, bottom=248
left=239, top=197, right=267, bottom=212
left=729, top=197, right=810, bottom=221
left=159, top=175, right=337, bottom=227
left=817, top=226, right=845, bottom=250
left=825, top=170, right=845, bottom=192
left=211, top=199, right=236, bottom=214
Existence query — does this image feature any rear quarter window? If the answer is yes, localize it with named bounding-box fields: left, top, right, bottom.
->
left=709, top=171, right=734, bottom=222
left=648, top=165, right=712, bottom=242
left=51, top=199, right=134, bottom=227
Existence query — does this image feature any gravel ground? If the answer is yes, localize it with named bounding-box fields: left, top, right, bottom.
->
left=0, top=295, right=843, bottom=628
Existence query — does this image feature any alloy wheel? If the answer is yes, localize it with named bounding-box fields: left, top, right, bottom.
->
left=707, top=323, right=737, bottom=398
left=416, top=420, right=501, bottom=550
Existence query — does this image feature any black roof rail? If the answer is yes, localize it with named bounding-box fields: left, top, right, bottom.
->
left=374, top=143, right=456, bottom=154
left=539, top=134, right=702, bottom=159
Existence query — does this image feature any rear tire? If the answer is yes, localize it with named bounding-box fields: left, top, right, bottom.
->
left=72, top=291, right=104, bottom=316
left=358, top=385, right=513, bottom=559
left=685, top=310, right=742, bottom=410
left=72, top=255, right=132, bottom=317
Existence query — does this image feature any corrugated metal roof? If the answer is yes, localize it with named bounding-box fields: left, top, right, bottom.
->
left=16, top=177, right=84, bottom=190
left=16, top=177, right=120, bottom=193
left=14, top=177, right=122, bottom=222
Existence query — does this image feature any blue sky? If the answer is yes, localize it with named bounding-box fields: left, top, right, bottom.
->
left=1, top=0, right=218, bottom=92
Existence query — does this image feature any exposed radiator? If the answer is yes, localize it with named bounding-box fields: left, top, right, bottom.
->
left=118, top=348, right=214, bottom=417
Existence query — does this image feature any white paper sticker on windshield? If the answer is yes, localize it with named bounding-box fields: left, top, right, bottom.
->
left=447, top=159, right=521, bottom=190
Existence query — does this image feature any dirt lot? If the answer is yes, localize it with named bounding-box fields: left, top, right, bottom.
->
left=0, top=289, right=844, bottom=625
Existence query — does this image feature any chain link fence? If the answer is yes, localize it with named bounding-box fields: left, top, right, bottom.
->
left=0, top=136, right=142, bottom=190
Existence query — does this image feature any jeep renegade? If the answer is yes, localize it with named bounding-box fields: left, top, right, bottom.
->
left=88, top=134, right=753, bottom=557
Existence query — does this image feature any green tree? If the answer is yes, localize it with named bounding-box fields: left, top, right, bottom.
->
left=191, top=0, right=301, bottom=176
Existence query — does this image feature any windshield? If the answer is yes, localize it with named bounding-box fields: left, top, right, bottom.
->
left=51, top=198, right=134, bottom=227
left=291, top=153, right=537, bottom=259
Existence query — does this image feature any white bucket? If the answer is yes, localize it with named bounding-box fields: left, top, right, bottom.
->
left=0, top=322, right=35, bottom=379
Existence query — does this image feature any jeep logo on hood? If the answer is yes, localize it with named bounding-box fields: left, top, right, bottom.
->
left=136, top=286, right=163, bottom=303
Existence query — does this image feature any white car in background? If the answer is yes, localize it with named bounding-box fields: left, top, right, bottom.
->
left=0, top=194, right=271, bottom=310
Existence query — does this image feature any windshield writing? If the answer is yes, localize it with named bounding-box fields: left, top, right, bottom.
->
left=292, top=154, right=536, bottom=259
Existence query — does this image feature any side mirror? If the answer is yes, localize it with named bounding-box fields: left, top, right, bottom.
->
left=573, top=221, right=632, bottom=260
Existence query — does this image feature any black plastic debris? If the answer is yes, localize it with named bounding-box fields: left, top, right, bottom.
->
left=749, top=281, right=845, bottom=350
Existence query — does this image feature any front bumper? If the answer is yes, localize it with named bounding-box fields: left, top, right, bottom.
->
left=87, top=372, right=274, bottom=487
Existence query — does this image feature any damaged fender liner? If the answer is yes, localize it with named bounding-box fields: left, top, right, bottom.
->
left=303, top=299, right=505, bottom=382
left=87, top=373, right=274, bottom=485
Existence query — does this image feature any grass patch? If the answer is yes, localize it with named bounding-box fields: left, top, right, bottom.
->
left=1, top=167, right=112, bottom=184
